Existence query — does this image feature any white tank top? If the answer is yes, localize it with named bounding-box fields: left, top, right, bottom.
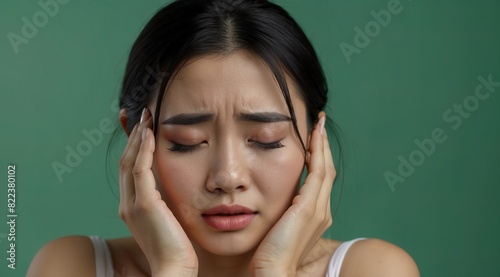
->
left=89, top=236, right=366, bottom=277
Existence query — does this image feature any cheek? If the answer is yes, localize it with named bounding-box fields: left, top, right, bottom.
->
left=152, top=149, right=207, bottom=210
left=254, top=146, right=305, bottom=201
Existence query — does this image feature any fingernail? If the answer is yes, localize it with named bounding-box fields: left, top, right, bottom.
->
left=319, top=116, right=325, bottom=135
left=140, top=107, right=147, bottom=123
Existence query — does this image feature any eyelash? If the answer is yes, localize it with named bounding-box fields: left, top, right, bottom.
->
left=167, top=143, right=201, bottom=153
left=253, top=140, right=285, bottom=149
left=167, top=140, right=285, bottom=153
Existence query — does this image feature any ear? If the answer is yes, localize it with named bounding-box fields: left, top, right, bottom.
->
left=119, top=108, right=131, bottom=137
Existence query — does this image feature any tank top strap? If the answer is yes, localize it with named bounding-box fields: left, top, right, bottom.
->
left=326, top=237, right=367, bottom=277
left=89, top=235, right=114, bottom=277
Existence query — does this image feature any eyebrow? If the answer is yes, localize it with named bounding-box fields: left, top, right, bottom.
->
left=162, top=113, right=213, bottom=125
left=239, top=112, right=292, bottom=123
left=161, top=112, right=292, bottom=125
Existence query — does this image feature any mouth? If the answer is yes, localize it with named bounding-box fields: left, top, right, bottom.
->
left=202, top=205, right=257, bottom=231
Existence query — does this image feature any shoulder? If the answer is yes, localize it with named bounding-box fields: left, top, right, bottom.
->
left=298, top=238, right=420, bottom=277
left=340, top=238, right=420, bottom=277
left=28, top=235, right=149, bottom=277
left=297, top=238, right=342, bottom=276
left=27, top=235, right=96, bottom=277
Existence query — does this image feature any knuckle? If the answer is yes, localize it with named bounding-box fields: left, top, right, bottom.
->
left=318, top=166, right=326, bottom=179
left=133, top=200, right=151, bottom=213
left=327, top=164, right=336, bottom=175
left=325, top=166, right=336, bottom=181
left=297, top=204, right=316, bottom=219
left=322, top=210, right=332, bottom=223
left=326, top=216, right=333, bottom=227
left=118, top=207, right=128, bottom=221
left=132, top=165, right=145, bottom=177
left=311, top=167, right=326, bottom=182
left=119, top=158, right=130, bottom=172
left=313, top=210, right=326, bottom=223
left=309, top=172, right=323, bottom=184
left=325, top=171, right=334, bottom=181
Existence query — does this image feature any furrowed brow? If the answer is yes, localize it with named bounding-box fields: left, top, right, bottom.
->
left=238, top=112, right=292, bottom=123
left=161, top=113, right=214, bottom=125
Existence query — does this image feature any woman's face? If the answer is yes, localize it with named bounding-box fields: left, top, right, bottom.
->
left=148, top=50, right=310, bottom=256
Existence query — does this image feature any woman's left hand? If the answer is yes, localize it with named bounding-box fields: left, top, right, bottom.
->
left=249, top=113, right=336, bottom=277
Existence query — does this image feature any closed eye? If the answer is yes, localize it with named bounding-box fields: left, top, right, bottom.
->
left=167, top=140, right=285, bottom=153
left=250, top=140, right=285, bottom=149
left=167, top=142, right=202, bottom=153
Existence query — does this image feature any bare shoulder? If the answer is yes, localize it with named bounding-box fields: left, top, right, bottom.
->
left=27, top=235, right=95, bottom=277
left=297, top=238, right=420, bottom=277
left=297, top=238, right=343, bottom=276
left=106, top=236, right=150, bottom=276
left=340, top=238, right=420, bottom=277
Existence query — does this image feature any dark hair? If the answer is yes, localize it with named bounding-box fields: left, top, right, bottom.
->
left=107, top=0, right=344, bottom=219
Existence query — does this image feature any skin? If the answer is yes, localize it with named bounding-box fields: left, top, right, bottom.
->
left=26, top=50, right=420, bottom=277
left=154, top=50, right=309, bottom=259
left=121, top=50, right=333, bottom=276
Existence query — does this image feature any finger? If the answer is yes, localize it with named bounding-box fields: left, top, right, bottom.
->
left=299, top=115, right=326, bottom=203
left=121, top=109, right=148, bottom=205
left=316, top=129, right=335, bottom=238
left=309, top=121, right=334, bottom=232
left=119, top=122, right=141, bottom=207
left=323, top=127, right=336, bottom=185
left=133, top=115, right=158, bottom=204
left=318, top=127, right=336, bottom=212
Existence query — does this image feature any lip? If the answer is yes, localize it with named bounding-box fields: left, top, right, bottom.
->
left=202, top=205, right=257, bottom=231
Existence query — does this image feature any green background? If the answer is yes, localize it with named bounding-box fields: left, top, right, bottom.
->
left=1, top=0, right=499, bottom=276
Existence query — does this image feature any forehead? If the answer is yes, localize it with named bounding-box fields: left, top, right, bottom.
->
left=160, top=50, right=301, bottom=116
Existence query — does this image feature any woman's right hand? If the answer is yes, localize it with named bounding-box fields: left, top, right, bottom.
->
left=119, top=108, right=198, bottom=276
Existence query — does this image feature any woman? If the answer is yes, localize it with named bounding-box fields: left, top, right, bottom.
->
left=28, top=0, right=419, bottom=276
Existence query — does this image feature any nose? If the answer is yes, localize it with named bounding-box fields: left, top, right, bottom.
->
left=206, top=139, right=250, bottom=194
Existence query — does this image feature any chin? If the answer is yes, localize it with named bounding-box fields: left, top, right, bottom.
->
left=196, top=235, right=259, bottom=257
left=189, top=222, right=267, bottom=257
